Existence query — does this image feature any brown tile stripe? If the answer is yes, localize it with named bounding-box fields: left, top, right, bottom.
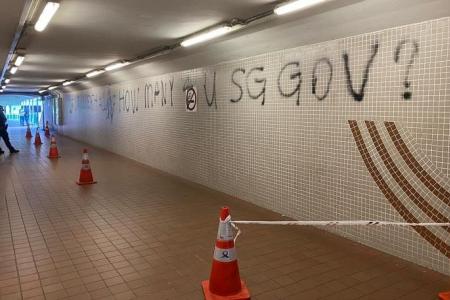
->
left=385, top=121, right=450, bottom=208
left=365, top=121, right=450, bottom=234
left=348, top=120, right=450, bottom=259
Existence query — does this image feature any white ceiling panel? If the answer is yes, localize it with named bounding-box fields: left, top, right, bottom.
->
left=7, top=0, right=275, bottom=91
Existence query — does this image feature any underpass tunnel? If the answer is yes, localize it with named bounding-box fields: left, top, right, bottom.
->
left=0, top=0, right=449, bottom=299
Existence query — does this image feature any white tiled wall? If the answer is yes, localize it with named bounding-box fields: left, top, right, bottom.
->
left=61, top=17, right=450, bottom=275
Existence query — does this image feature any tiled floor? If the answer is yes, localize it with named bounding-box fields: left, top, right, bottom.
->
left=0, top=127, right=449, bottom=300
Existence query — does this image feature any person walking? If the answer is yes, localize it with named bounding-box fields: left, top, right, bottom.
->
left=0, top=105, right=19, bottom=155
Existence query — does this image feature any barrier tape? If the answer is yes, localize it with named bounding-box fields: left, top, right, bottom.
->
left=228, top=220, right=450, bottom=243
left=230, top=220, right=241, bottom=244
left=231, top=220, right=450, bottom=226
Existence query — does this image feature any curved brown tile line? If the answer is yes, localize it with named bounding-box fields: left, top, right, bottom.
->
left=365, top=121, right=450, bottom=234
left=385, top=122, right=450, bottom=208
left=348, top=120, right=450, bottom=259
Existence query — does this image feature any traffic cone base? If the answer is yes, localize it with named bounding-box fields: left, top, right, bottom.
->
left=47, top=148, right=60, bottom=158
left=202, top=280, right=250, bottom=300
left=439, top=291, right=450, bottom=300
left=76, top=180, right=97, bottom=185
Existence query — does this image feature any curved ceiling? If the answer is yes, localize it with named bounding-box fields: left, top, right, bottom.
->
left=5, top=0, right=275, bottom=93
left=0, top=0, right=27, bottom=85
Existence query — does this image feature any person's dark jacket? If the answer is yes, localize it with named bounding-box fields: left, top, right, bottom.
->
left=0, top=111, right=7, bottom=131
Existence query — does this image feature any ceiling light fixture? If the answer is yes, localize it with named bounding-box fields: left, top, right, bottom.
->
left=0, top=90, right=3, bottom=93
left=274, top=0, right=327, bottom=15
left=14, top=55, right=25, bottom=66
left=48, top=86, right=57, bottom=90
left=86, top=70, right=105, bottom=78
left=63, top=80, right=74, bottom=86
left=38, top=90, right=46, bottom=94
left=4, top=79, right=10, bottom=84
left=1, top=85, right=6, bottom=89
left=35, top=2, right=60, bottom=32
left=105, top=61, right=130, bottom=71
left=181, top=25, right=234, bottom=47
left=10, top=66, right=18, bottom=74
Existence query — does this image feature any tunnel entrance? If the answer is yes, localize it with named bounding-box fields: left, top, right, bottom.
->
left=0, top=94, right=43, bottom=128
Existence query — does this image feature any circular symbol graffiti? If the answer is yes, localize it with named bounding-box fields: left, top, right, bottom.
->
left=185, top=87, right=197, bottom=112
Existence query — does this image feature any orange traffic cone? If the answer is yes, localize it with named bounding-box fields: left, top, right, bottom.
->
left=202, top=207, right=250, bottom=300
left=47, top=135, right=60, bottom=158
left=34, top=128, right=42, bottom=146
left=76, top=149, right=97, bottom=185
left=45, top=121, right=50, bottom=137
left=439, top=291, right=450, bottom=300
left=25, top=125, right=33, bottom=139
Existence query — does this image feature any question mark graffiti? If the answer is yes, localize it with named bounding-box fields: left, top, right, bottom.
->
left=394, top=39, right=419, bottom=100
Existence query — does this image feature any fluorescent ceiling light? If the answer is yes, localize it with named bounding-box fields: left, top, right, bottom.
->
left=35, top=2, right=60, bottom=32
left=48, top=86, right=57, bottom=90
left=105, top=61, right=129, bottom=71
left=0, top=90, right=3, bottom=93
left=14, top=55, right=25, bottom=66
left=10, top=66, right=18, bottom=74
left=63, top=80, right=74, bottom=86
left=38, top=90, right=46, bottom=94
left=4, top=79, right=10, bottom=84
left=1, top=86, right=5, bottom=89
left=181, top=25, right=233, bottom=47
left=274, top=0, right=326, bottom=15
left=86, top=70, right=105, bottom=78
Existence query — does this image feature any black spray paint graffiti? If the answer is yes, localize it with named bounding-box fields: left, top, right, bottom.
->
left=118, top=88, right=139, bottom=113
left=87, top=94, right=94, bottom=105
left=144, top=78, right=174, bottom=108
left=144, top=83, right=153, bottom=108
left=204, top=72, right=217, bottom=109
left=229, top=67, right=266, bottom=105
left=312, top=58, right=333, bottom=101
left=232, top=42, right=381, bottom=106
left=100, top=87, right=115, bottom=122
left=159, top=79, right=174, bottom=106
left=394, top=39, right=419, bottom=100
left=69, top=100, right=74, bottom=114
left=278, top=62, right=302, bottom=105
left=154, top=81, right=160, bottom=104
left=106, top=91, right=115, bottom=122
left=247, top=67, right=266, bottom=105
left=77, top=39, right=421, bottom=119
left=230, top=68, right=245, bottom=103
left=169, top=79, right=174, bottom=106
left=76, top=94, right=92, bottom=109
left=343, top=40, right=379, bottom=102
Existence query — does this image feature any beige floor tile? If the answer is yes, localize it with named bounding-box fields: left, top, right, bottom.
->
left=0, top=128, right=448, bottom=300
